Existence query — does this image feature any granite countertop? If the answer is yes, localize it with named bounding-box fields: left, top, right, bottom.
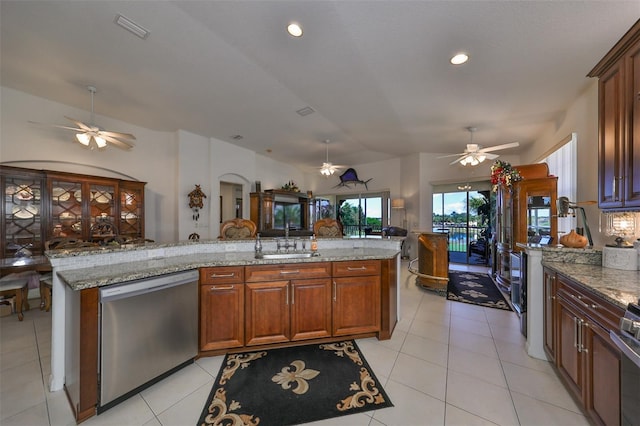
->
left=57, top=248, right=399, bottom=291
left=541, top=261, right=640, bottom=309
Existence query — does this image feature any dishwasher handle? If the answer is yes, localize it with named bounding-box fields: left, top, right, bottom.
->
left=100, top=270, right=199, bottom=303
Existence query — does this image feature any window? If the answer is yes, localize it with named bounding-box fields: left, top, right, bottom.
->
left=335, top=191, right=390, bottom=237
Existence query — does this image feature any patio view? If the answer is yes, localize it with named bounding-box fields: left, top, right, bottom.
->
left=432, top=190, right=492, bottom=265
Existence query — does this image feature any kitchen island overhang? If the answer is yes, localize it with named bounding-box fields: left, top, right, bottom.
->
left=46, top=237, right=402, bottom=423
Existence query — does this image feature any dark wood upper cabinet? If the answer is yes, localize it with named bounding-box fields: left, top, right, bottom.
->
left=589, top=19, right=640, bottom=209
left=1, top=165, right=145, bottom=257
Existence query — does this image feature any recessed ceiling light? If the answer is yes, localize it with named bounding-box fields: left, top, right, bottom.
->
left=450, top=53, right=469, bottom=65
left=287, top=22, right=303, bottom=37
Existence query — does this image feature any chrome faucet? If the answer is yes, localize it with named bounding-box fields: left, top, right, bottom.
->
left=285, top=222, right=290, bottom=239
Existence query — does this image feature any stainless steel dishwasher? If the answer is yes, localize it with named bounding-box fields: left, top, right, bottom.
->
left=98, top=270, right=199, bottom=412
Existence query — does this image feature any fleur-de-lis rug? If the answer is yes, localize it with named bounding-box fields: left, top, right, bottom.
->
left=197, top=340, right=393, bottom=426
left=446, top=271, right=512, bottom=311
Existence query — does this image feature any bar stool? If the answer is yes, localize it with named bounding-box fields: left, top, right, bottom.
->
left=39, top=273, right=53, bottom=312
left=0, top=274, right=30, bottom=321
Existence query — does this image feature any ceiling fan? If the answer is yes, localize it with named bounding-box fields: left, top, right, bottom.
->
left=440, top=127, right=519, bottom=166
left=319, top=140, right=345, bottom=176
left=29, top=86, right=136, bottom=150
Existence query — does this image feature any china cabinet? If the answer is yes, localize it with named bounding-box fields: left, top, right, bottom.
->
left=1, top=166, right=145, bottom=256
left=588, top=19, right=640, bottom=209
left=494, top=163, right=557, bottom=290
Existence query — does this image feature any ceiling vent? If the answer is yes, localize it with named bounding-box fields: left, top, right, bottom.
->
left=114, top=14, right=150, bottom=40
left=296, top=106, right=315, bottom=117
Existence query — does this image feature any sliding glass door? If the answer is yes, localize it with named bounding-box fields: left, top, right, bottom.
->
left=432, top=189, right=491, bottom=265
left=336, top=191, right=390, bottom=237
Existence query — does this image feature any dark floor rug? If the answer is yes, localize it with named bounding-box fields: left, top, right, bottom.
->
left=447, top=271, right=512, bottom=311
left=197, top=340, right=393, bottom=426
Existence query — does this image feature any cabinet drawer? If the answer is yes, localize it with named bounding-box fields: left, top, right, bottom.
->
left=245, top=262, right=331, bottom=282
left=557, top=275, right=624, bottom=331
left=200, top=266, right=244, bottom=284
left=332, top=260, right=381, bottom=277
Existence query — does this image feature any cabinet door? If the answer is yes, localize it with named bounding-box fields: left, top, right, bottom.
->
left=557, top=298, right=585, bottom=399
left=200, top=283, right=244, bottom=351
left=543, top=269, right=557, bottom=361
left=598, top=60, right=625, bottom=208
left=583, top=320, right=621, bottom=426
left=625, top=38, right=640, bottom=207
left=88, top=182, right=116, bottom=241
left=332, top=275, right=381, bottom=336
left=2, top=170, right=45, bottom=256
left=290, top=278, right=331, bottom=341
left=245, top=281, right=290, bottom=346
left=119, top=182, right=145, bottom=238
left=49, top=179, right=85, bottom=240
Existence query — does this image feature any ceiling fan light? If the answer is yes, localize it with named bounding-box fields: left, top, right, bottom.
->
left=470, top=157, right=479, bottom=166
left=287, top=22, right=303, bottom=37
left=94, top=136, right=107, bottom=148
left=320, top=163, right=335, bottom=176
left=477, top=154, right=486, bottom=163
left=76, top=133, right=90, bottom=145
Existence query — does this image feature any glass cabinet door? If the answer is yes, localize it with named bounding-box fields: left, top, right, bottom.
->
left=527, top=196, right=552, bottom=241
left=119, top=184, right=143, bottom=237
left=50, top=180, right=84, bottom=239
left=3, top=174, right=43, bottom=256
left=89, top=183, right=116, bottom=241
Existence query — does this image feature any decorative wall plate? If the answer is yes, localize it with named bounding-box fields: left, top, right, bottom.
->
left=71, top=222, right=82, bottom=232
left=74, top=190, right=83, bottom=202
left=15, top=186, right=34, bottom=201
left=52, top=187, right=71, bottom=202
left=12, top=205, right=38, bottom=219
left=93, top=192, right=112, bottom=204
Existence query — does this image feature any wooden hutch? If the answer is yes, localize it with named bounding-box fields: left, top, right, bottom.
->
left=493, top=163, right=557, bottom=290
left=250, top=189, right=313, bottom=234
left=1, top=165, right=145, bottom=257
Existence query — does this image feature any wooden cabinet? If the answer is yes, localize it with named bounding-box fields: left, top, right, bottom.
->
left=494, top=164, right=557, bottom=290
left=589, top=20, right=640, bottom=209
left=244, top=262, right=331, bottom=346
left=199, top=266, right=244, bottom=351
left=332, top=260, right=381, bottom=336
left=0, top=166, right=146, bottom=256
left=545, top=268, right=624, bottom=426
left=250, top=190, right=312, bottom=233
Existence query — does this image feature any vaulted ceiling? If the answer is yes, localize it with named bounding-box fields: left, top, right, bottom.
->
left=1, top=1, right=638, bottom=172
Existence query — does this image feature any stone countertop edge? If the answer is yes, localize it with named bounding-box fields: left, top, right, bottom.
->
left=541, top=261, right=639, bottom=309
left=57, top=248, right=400, bottom=291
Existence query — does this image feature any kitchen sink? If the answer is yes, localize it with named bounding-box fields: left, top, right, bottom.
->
left=255, top=252, right=318, bottom=259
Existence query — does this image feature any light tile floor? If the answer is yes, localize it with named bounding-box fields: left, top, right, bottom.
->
left=0, top=262, right=590, bottom=425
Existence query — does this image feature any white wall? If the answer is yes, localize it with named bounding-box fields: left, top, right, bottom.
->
left=521, top=81, right=603, bottom=246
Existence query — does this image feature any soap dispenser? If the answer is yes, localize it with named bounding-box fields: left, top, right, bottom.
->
left=310, top=234, right=318, bottom=253
left=255, top=233, right=262, bottom=253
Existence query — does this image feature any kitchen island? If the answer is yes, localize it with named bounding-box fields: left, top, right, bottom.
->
left=46, top=237, right=402, bottom=423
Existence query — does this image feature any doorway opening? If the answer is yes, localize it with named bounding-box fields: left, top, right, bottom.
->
left=432, top=188, right=492, bottom=265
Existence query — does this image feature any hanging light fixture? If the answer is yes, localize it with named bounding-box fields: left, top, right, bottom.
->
left=320, top=140, right=339, bottom=176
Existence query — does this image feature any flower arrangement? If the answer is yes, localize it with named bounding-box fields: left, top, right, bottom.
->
left=491, top=160, right=522, bottom=192
left=281, top=180, right=300, bottom=192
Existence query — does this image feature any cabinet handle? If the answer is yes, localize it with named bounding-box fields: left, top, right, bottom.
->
left=612, top=177, right=617, bottom=201
left=574, top=317, right=579, bottom=349
left=279, top=270, right=300, bottom=275
left=210, top=285, right=234, bottom=291
left=570, top=294, right=589, bottom=309
left=333, top=281, right=337, bottom=302
left=210, top=273, right=235, bottom=278
left=286, top=284, right=289, bottom=306
left=347, top=266, right=367, bottom=271
left=590, top=304, right=597, bottom=310
left=291, top=284, right=294, bottom=305
left=580, top=321, right=589, bottom=354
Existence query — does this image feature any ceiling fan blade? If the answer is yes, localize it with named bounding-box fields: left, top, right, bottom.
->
left=479, top=142, right=519, bottom=153
left=28, top=120, right=83, bottom=132
left=101, top=134, right=134, bottom=150
left=99, top=130, right=136, bottom=140
left=450, top=156, right=467, bottom=165
left=438, top=153, right=467, bottom=159
left=64, top=116, right=93, bottom=132
left=484, top=153, right=499, bottom=160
